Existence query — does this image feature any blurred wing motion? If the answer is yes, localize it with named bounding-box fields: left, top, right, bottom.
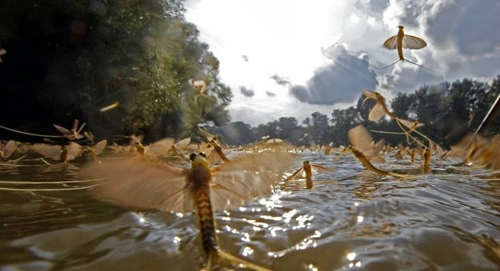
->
left=82, top=159, right=193, bottom=213
left=209, top=151, right=295, bottom=210
left=383, top=34, right=427, bottom=50
left=450, top=133, right=499, bottom=169
left=348, top=125, right=385, bottom=162
left=82, top=151, right=296, bottom=213
left=369, top=103, right=386, bottom=122
left=146, top=138, right=175, bottom=157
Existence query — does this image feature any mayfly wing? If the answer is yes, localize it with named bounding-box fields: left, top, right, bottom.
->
left=147, top=138, right=175, bottom=157
left=53, top=124, right=73, bottom=137
left=31, top=143, right=63, bottom=160
left=284, top=167, right=305, bottom=182
left=174, top=137, right=191, bottom=150
left=368, top=102, right=386, bottom=122
left=91, top=139, right=107, bottom=155
left=82, top=159, right=193, bottom=213
left=2, top=140, right=17, bottom=159
left=383, top=35, right=399, bottom=50
left=310, top=164, right=336, bottom=173
left=209, top=151, right=296, bottom=211
left=67, top=142, right=83, bottom=160
left=348, top=125, right=383, bottom=160
left=402, top=35, right=427, bottom=49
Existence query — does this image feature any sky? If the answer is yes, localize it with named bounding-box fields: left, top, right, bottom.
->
left=185, top=0, right=500, bottom=126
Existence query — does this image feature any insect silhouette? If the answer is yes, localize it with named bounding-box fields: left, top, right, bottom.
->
left=377, top=26, right=428, bottom=69
left=83, top=151, right=295, bottom=270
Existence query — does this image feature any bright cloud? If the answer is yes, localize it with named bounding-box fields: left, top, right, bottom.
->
left=185, top=0, right=500, bottom=126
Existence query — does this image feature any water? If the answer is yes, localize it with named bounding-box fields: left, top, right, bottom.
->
left=1, top=152, right=499, bottom=271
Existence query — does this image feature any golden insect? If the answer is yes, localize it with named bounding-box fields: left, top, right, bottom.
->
left=82, top=151, right=296, bottom=270
left=377, top=26, right=428, bottom=69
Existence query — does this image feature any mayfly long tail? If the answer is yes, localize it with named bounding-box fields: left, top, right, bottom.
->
left=192, top=176, right=275, bottom=271
left=351, top=147, right=410, bottom=178
left=0, top=124, right=67, bottom=138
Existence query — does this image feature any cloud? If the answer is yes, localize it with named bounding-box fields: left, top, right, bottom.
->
left=265, top=91, right=276, bottom=97
left=239, top=86, right=255, bottom=97
left=186, top=0, right=500, bottom=126
left=270, top=74, right=291, bottom=86
left=289, top=44, right=378, bottom=105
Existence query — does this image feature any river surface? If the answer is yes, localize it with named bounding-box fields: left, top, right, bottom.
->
left=1, top=151, right=499, bottom=271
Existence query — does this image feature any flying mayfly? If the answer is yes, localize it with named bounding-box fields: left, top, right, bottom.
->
left=82, top=151, right=296, bottom=270
left=377, top=26, right=428, bottom=70
left=188, top=78, right=216, bottom=103
left=362, top=90, right=429, bottom=146
left=348, top=125, right=409, bottom=178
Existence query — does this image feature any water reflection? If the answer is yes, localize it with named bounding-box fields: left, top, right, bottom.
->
left=0, top=152, right=499, bottom=270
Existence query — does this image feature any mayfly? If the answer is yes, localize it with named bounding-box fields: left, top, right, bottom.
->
left=79, top=139, right=108, bottom=158
left=31, top=142, right=83, bottom=163
left=362, top=90, right=428, bottom=146
left=348, top=125, right=409, bottom=178
left=82, top=151, right=295, bottom=270
left=377, top=26, right=428, bottom=69
left=188, top=78, right=215, bottom=103
left=284, top=160, right=333, bottom=189
left=53, top=119, right=86, bottom=141
left=205, top=139, right=231, bottom=165
left=348, top=124, right=386, bottom=163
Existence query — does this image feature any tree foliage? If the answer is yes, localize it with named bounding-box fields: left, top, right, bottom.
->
left=244, top=77, right=500, bottom=148
left=0, top=0, right=231, bottom=142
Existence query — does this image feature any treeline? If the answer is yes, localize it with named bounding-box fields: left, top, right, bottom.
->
left=0, top=0, right=230, bottom=143
left=214, top=76, right=500, bottom=149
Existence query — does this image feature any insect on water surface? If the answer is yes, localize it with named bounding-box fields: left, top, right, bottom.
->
left=82, top=151, right=296, bottom=270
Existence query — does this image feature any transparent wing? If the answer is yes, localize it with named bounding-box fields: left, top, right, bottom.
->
left=147, top=138, right=175, bottom=157
left=284, top=167, right=305, bottom=182
left=209, top=151, right=296, bottom=210
left=174, top=137, right=191, bottom=150
left=91, top=139, right=107, bottom=155
left=383, top=35, right=399, bottom=50
left=67, top=142, right=83, bottom=160
left=310, top=164, right=336, bottom=173
left=348, top=125, right=375, bottom=153
left=363, top=139, right=385, bottom=161
left=402, top=35, right=427, bottom=49
left=53, top=124, right=72, bottom=136
left=81, top=159, right=193, bottom=213
left=31, top=143, right=62, bottom=160
left=2, top=140, right=17, bottom=159
left=368, top=103, right=386, bottom=121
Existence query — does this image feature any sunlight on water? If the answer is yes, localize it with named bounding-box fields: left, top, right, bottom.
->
left=0, top=151, right=499, bottom=270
